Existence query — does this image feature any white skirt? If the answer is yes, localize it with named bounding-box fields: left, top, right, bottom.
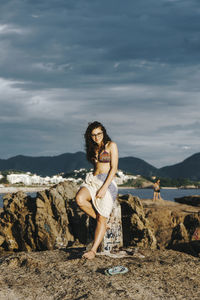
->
left=81, top=172, right=118, bottom=218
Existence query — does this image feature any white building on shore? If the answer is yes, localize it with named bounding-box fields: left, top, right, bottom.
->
left=7, top=173, right=68, bottom=186
left=115, top=170, right=139, bottom=185
left=5, top=169, right=139, bottom=186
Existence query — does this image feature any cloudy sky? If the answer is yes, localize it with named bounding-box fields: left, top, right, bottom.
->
left=0, top=0, right=200, bottom=168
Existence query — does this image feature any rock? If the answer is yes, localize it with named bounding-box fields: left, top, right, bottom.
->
left=0, top=185, right=158, bottom=253
left=0, top=235, right=5, bottom=246
left=0, top=191, right=32, bottom=251
left=192, top=226, right=200, bottom=240
left=174, top=195, right=200, bottom=206
left=1, top=181, right=199, bottom=258
left=0, top=182, right=79, bottom=252
left=167, top=214, right=200, bottom=256
left=144, top=205, right=184, bottom=248
left=118, top=194, right=157, bottom=249
left=142, top=198, right=200, bottom=256
left=34, top=185, right=75, bottom=250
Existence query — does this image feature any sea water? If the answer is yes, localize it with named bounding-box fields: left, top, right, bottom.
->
left=0, top=188, right=200, bottom=208
left=118, top=188, right=200, bottom=202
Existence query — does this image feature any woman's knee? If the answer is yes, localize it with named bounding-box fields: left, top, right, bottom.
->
left=96, top=214, right=107, bottom=224
left=76, top=190, right=89, bottom=207
left=76, top=193, right=84, bottom=207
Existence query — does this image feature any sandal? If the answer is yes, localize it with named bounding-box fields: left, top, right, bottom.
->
left=105, top=265, right=129, bottom=276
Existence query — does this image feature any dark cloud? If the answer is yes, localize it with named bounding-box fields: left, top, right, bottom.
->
left=0, top=0, right=200, bottom=167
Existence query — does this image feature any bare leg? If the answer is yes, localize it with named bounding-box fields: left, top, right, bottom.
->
left=76, top=187, right=97, bottom=219
left=153, top=191, right=156, bottom=201
left=83, top=214, right=107, bottom=259
left=156, top=192, right=158, bottom=201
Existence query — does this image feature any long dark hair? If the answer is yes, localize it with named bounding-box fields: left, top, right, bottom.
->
left=84, top=121, right=111, bottom=164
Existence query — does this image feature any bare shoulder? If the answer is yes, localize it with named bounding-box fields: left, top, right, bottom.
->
left=107, top=141, right=117, bottom=149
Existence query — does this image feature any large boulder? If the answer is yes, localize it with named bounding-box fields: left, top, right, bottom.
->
left=174, top=195, right=200, bottom=207
left=34, top=183, right=77, bottom=250
left=118, top=194, right=157, bottom=249
left=0, top=191, right=32, bottom=251
left=142, top=199, right=200, bottom=256
left=167, top=214, right=200, bottom=256
left=144, top=205, right=184, bottom=248
left=0, top=182, right=79, bottom=251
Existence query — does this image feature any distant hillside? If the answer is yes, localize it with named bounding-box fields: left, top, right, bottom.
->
left=0, top=152, right=159, bottom=177
left=0, top=152, right=91, bottom=176
left=118, top=157, right=159, bottom=177
left=1, top=152, right=200, bottom=179
left=159, top=153, right=200, bottom=180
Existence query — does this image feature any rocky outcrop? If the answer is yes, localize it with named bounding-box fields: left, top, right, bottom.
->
left=167, top=214, right=200, bottom=256
left=0, top=182, right=79, bottom=251
left=142, top=199, right=200, bottom=256
left=0, top=182, right=199, bottom=257
left=174, top=195, right=200, bottom=207
left=119, top=194, right=157, bottom=249
left=0, top=183, right=157, bottom=253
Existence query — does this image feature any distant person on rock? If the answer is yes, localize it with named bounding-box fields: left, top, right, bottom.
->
left=153, top=179, right=161, bottom=201
left=76, top=121, right=118, bottom=259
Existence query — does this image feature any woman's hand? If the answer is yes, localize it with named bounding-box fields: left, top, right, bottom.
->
left=96, top=186, right=107, bottom=199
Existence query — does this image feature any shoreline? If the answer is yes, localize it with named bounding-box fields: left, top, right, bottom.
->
left=118, top=186, right=176, bottom=190
left=0, top=186, right=50, bottom=194
left=118, top=186, right=199, bottom=190
left=1, top=185, right=199, bottom=194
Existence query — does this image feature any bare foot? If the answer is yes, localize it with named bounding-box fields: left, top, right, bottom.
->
left=82, top=250, right=96, bottom=259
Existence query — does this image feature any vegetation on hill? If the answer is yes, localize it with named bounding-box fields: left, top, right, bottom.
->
left=0, top=152, right=200, bottom=181
left=159, top=152, right=200, bottom=180
left=119, top=177, right=154, bottom=188
left=0, top=152, right=92, bottom=176
left=144, top=176, right=200, bottom=188
left=118, top=156, right=158, bottom=177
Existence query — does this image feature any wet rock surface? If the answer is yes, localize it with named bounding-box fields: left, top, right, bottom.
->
left=0, top=248, right=199, bottom=300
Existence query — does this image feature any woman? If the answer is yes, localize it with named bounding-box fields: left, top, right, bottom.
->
left=153, top=179, right=161, bottom=201
left=76, top=121, right=118, bottom=259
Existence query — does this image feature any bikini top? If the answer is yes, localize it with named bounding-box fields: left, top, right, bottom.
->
left=97, top=150, right=111, bottom=163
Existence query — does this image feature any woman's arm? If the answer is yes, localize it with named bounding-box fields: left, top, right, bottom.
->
left=96, top=142, right=118, bottom=198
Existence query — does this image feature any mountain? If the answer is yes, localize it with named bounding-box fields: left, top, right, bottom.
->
left=118, top=157, right=159, bottom=177
left=0, top=152, right=159, bottom=177
left=159, top=153, right=200, bottom=180
left=1, top=151, right=200, bottom=180
left=0, top=152, right=92, bottom=176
